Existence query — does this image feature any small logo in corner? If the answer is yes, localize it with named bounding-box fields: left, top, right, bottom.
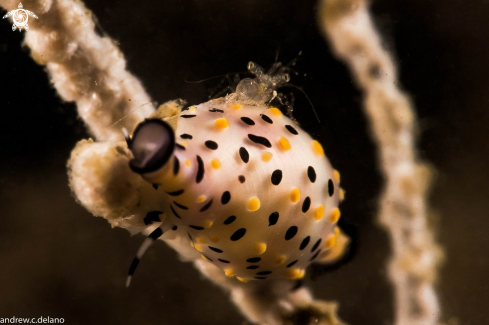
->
left=2, top=3, right=38, bottom=32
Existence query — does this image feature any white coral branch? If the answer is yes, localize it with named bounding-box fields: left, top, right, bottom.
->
left=318, top=1, right=443, bottom=325
left=0, top=0, right=155, bottom=141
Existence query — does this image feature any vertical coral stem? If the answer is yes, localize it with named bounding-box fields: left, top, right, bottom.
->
left=318, top=1, right=443, bottom=325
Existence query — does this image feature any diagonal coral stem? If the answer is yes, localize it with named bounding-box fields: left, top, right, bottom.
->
left=318, top=1, right=443, bottom=325
left=0, top=0, right=155, bottom=141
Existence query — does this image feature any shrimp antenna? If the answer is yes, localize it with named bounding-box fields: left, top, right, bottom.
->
left=91, top=14, right=107, bottom=37
left=108, top=102, right=152, bottom=129
left=184, top=71, right=247, bottom=84
left=282, top=83, right=320, bottom=123
left=286, top=51, right=303, bottom=68
left=275, top=45, right=281, bottom=63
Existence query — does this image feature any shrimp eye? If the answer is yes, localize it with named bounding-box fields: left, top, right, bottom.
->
left=128, top=119, right=175, bottom=174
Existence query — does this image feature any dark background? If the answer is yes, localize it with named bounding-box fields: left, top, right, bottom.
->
left=1, top=0, right=488, bottom=324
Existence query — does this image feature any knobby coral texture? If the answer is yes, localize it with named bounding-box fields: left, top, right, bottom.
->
left=318, top=1, right=443, bottom=325
left=0, top=0, right=442, bottom=324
